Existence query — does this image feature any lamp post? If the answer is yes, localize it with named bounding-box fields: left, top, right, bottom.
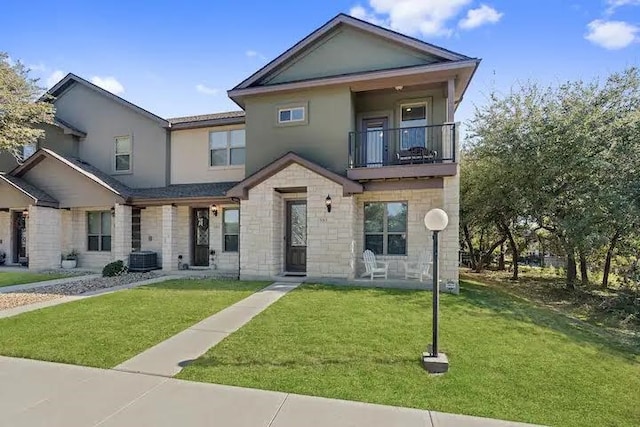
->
left=422, top=208, right=449, bottom=374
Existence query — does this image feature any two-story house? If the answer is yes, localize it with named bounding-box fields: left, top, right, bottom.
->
left=0, top=14, right=479, bottom=287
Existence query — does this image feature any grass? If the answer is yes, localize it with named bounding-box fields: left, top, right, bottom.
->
left=0, top=279, right=268, bottom=368
left=0, top=271, right=72, bottom=287
left=178, top=282, right=640, bottom=427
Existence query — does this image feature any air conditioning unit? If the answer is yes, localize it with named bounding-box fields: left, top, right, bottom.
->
left=128, top=251, right=158, bottom=272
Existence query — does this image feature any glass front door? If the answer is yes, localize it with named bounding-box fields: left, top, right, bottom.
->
left=362, top=117, right=388, bottom=167
left=400, top=103, right=427, bottom=149
left=286, top=201, right=307, bottom=272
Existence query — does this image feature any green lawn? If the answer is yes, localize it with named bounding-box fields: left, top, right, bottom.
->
left=0, top=279, right=268, bottom=368
left=0, top=271, right=71, bottom=287
left=178, top=282, right=640, bottom=427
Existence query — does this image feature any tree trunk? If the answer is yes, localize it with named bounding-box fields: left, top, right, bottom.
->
left=579, top=251, right=589, bottom=286
left=566, top=249, right=576, bottom=290
left=602, top=230, right=620, bottom=289
left=463, top=225, right=478, bottom=271
left=498, top=242, right=505, bottom=270
left=503, top=224, right=519, bottom=281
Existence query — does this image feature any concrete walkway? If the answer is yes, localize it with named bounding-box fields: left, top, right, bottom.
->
left=0, top=275, right=180, bottom=319
left=0, top=356, right=542, bottom=427
left=115, top=281, right=301, bottom=376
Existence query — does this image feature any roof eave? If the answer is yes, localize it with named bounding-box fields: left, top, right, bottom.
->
left=170, top=117, right=246, bottom=130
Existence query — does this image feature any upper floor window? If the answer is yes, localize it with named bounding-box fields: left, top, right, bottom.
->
left=114, top=136, right=132, bottom=172
left=278, top=106, right=305, bottom=124
left=23, top=141, right=37, bottom=161
left=210, top=129, right=245, bottom=167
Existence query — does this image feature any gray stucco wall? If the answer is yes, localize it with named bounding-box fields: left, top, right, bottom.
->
left=244, top=86, right=354, bottom=175
left=265, top=26, right=439, bottom=85
left=53, top=84, right=168, bottom=188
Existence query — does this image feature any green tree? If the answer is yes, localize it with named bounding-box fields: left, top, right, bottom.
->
left=0, top=53, right=55, bottom=160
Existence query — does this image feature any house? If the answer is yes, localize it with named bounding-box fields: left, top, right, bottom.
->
left=0, top=14, right=479, bottom=287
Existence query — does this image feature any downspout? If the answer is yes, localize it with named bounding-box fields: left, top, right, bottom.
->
left=231, top=196, right=241, bottom=280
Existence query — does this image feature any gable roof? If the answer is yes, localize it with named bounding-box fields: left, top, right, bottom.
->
left=46, top=73, right=170, bottom=127
left=11, top=148, right=132, bottom=199
left=53, top=118, right=87, bottom=137
left=232, top=13, right=473, bottom=91
left=226, top=151, right=363, bottom=199
left=0, top=173, right=58, bottom=208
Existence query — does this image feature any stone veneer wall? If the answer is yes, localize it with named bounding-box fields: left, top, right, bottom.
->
left=176, top=206, right=190, bottom=268
left=209, top=204, right=240, bottom=272
left=27, top=206, right=62, bottom=270
left=240, top=163, right=356, bottom=279
left=0, top=211, right=11, bottom=262
left=71, top=207, right=114, bottom=269
left=140, top=206, right=163, bottom=266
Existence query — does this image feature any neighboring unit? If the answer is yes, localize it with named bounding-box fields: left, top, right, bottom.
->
left=0, top=14, right=479, bottom=287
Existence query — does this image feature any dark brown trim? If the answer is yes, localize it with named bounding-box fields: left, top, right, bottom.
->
left=348, top=163, right=457, bottom=181
left=276, top=186, right=308, bottom=194
left=170, top=117, right=246, bottom=130
left=226, top=152, right=363, bottom=199
left=130, top=196, right=236, bottom=207
left=363, top=178, right=443, bottom=191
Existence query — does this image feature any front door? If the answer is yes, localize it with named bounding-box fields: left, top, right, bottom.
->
left=12, top=211, right=27, bottom=264
left=192, top=208, right=210, bottom=266
left=286, top=201, right=307, bottom=273
left=362, top=117, right=388, bottom=167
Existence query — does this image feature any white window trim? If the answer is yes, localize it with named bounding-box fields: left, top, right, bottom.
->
left=275, top=101, right=309, bottom=127
left=208, top=129, right=246, bottom=169
left=113, top=135, right=133, bottom=175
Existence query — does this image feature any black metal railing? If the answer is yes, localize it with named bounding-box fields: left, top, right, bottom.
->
left=348, top=123, right=456, bottom=168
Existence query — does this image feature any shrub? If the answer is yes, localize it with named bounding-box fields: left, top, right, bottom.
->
left=102, top=260, right=128, bottom=277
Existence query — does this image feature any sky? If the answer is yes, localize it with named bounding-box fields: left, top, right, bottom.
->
left=1, top=0, right=639, bottom=129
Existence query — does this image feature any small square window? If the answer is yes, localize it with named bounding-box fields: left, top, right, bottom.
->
left=278, top=106, right=306, bottom=124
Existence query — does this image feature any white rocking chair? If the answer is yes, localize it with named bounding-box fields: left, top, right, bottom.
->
left=402, top=251, right=432, bottom=282
left=361, top=250, right=388, bottom=280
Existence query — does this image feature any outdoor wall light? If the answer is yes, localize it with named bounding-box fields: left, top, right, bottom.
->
left=22, top=209, right=29, bottom=218
left=110, top=207, right=115, bottom=217
left=211, top=205, right=218, bottom=217
left=325, top=195, right=332, bottom=213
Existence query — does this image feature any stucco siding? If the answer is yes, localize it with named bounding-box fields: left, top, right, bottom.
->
left=0, top=152, right=19, bottom=172
left=170, top=125, right=246, bottom=184
left=53, top=83, right=168, bottom=188
left=265, top=27, right=439, bottom=85
left=0, top=183, right=32, bottom=208
left=244, top=86, right=354, bottom=175
left=41, top=124, right=79, bottom=158
left=21, top=157, right=121, bottom=208
left=354, top=88, right=447, bottom=127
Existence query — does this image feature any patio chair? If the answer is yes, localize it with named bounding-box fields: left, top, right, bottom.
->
left=402, top=251, right=432, bottom=282
left=361, top=250, right=388, bottom=280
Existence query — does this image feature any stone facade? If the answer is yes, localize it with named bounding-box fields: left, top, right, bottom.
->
left=0, top=211, right=12, bottom=263
left=27, top=206, right=61, bottom=270
left=208, top=204, right=240, bottom=273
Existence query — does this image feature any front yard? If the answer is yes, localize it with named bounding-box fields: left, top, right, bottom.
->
left=0, top=271, right=72, bottom=288
left=178, top=283, right=640, bottom=427
left=0, top=279, right=268, bottom=368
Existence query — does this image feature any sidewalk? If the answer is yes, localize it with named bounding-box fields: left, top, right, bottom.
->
left=114, top=281, right=301, bottom=376
left=0, top=356, right=542, bottom=427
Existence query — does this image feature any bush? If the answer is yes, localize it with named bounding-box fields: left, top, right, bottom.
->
left=102, top=260, right=128, bottom=277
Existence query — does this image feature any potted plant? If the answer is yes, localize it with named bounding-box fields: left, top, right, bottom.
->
left=61, top=250, right=79, bottom=269
left=0, top=250, right=5, bottom=266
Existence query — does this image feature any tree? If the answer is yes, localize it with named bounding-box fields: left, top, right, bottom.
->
left=0, top=53, right=55, bottom=160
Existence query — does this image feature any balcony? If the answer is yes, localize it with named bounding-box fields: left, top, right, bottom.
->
left=347, top=123, right=457, bottom=181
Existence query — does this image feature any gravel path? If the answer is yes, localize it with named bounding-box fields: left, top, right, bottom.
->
left=0, top=272, right=160, bottom=311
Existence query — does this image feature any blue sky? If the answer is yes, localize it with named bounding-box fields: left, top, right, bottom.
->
left=1, top=0, right=639, bottom=128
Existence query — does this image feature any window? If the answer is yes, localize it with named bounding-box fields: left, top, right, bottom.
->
left=114, top=136, right=132, bottom=172
left=400, top=103, right=427, bottom=149
left=87, top=211, right=112, bottom=252
left=131, top=208, right=142, bottom=251
left=23, top=141, right=37, bottom=160
left=223, top=208, right=239, bottom=252
left=278, top=106, right=305, bottom=124
left=364, top=202, right=407, bottom=255
left=210, top=130, right=245, bottom=167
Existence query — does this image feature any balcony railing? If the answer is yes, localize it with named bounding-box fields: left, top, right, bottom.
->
left=348, top=123, right=456, bottom=169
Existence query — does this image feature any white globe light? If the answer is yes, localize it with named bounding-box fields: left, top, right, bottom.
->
left=424, top=208, right=449, bottom=231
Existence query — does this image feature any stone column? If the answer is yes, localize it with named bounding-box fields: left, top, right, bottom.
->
left=113, top=203, right=132, bottom=265
left=440, top=124, right=461, bottom=292
left=162, top=205, right=177, bottom=271
left=27, top=205, right=62, bottom=270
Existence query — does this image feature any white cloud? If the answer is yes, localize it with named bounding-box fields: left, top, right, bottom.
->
left=90, top=76, right=125, bottom=94
left=585, top=19, right=638, bottom=49
left=459, top=4, right=503, bottom=30
left=46, top=70, right=66, bottom=88
left=349, top=0, right=474, bottom=37
left=195, top=84, right=219, bottom=96
left=606, top=0, right=640, bottom=13
left=246, top=50, right=266, bottom=60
